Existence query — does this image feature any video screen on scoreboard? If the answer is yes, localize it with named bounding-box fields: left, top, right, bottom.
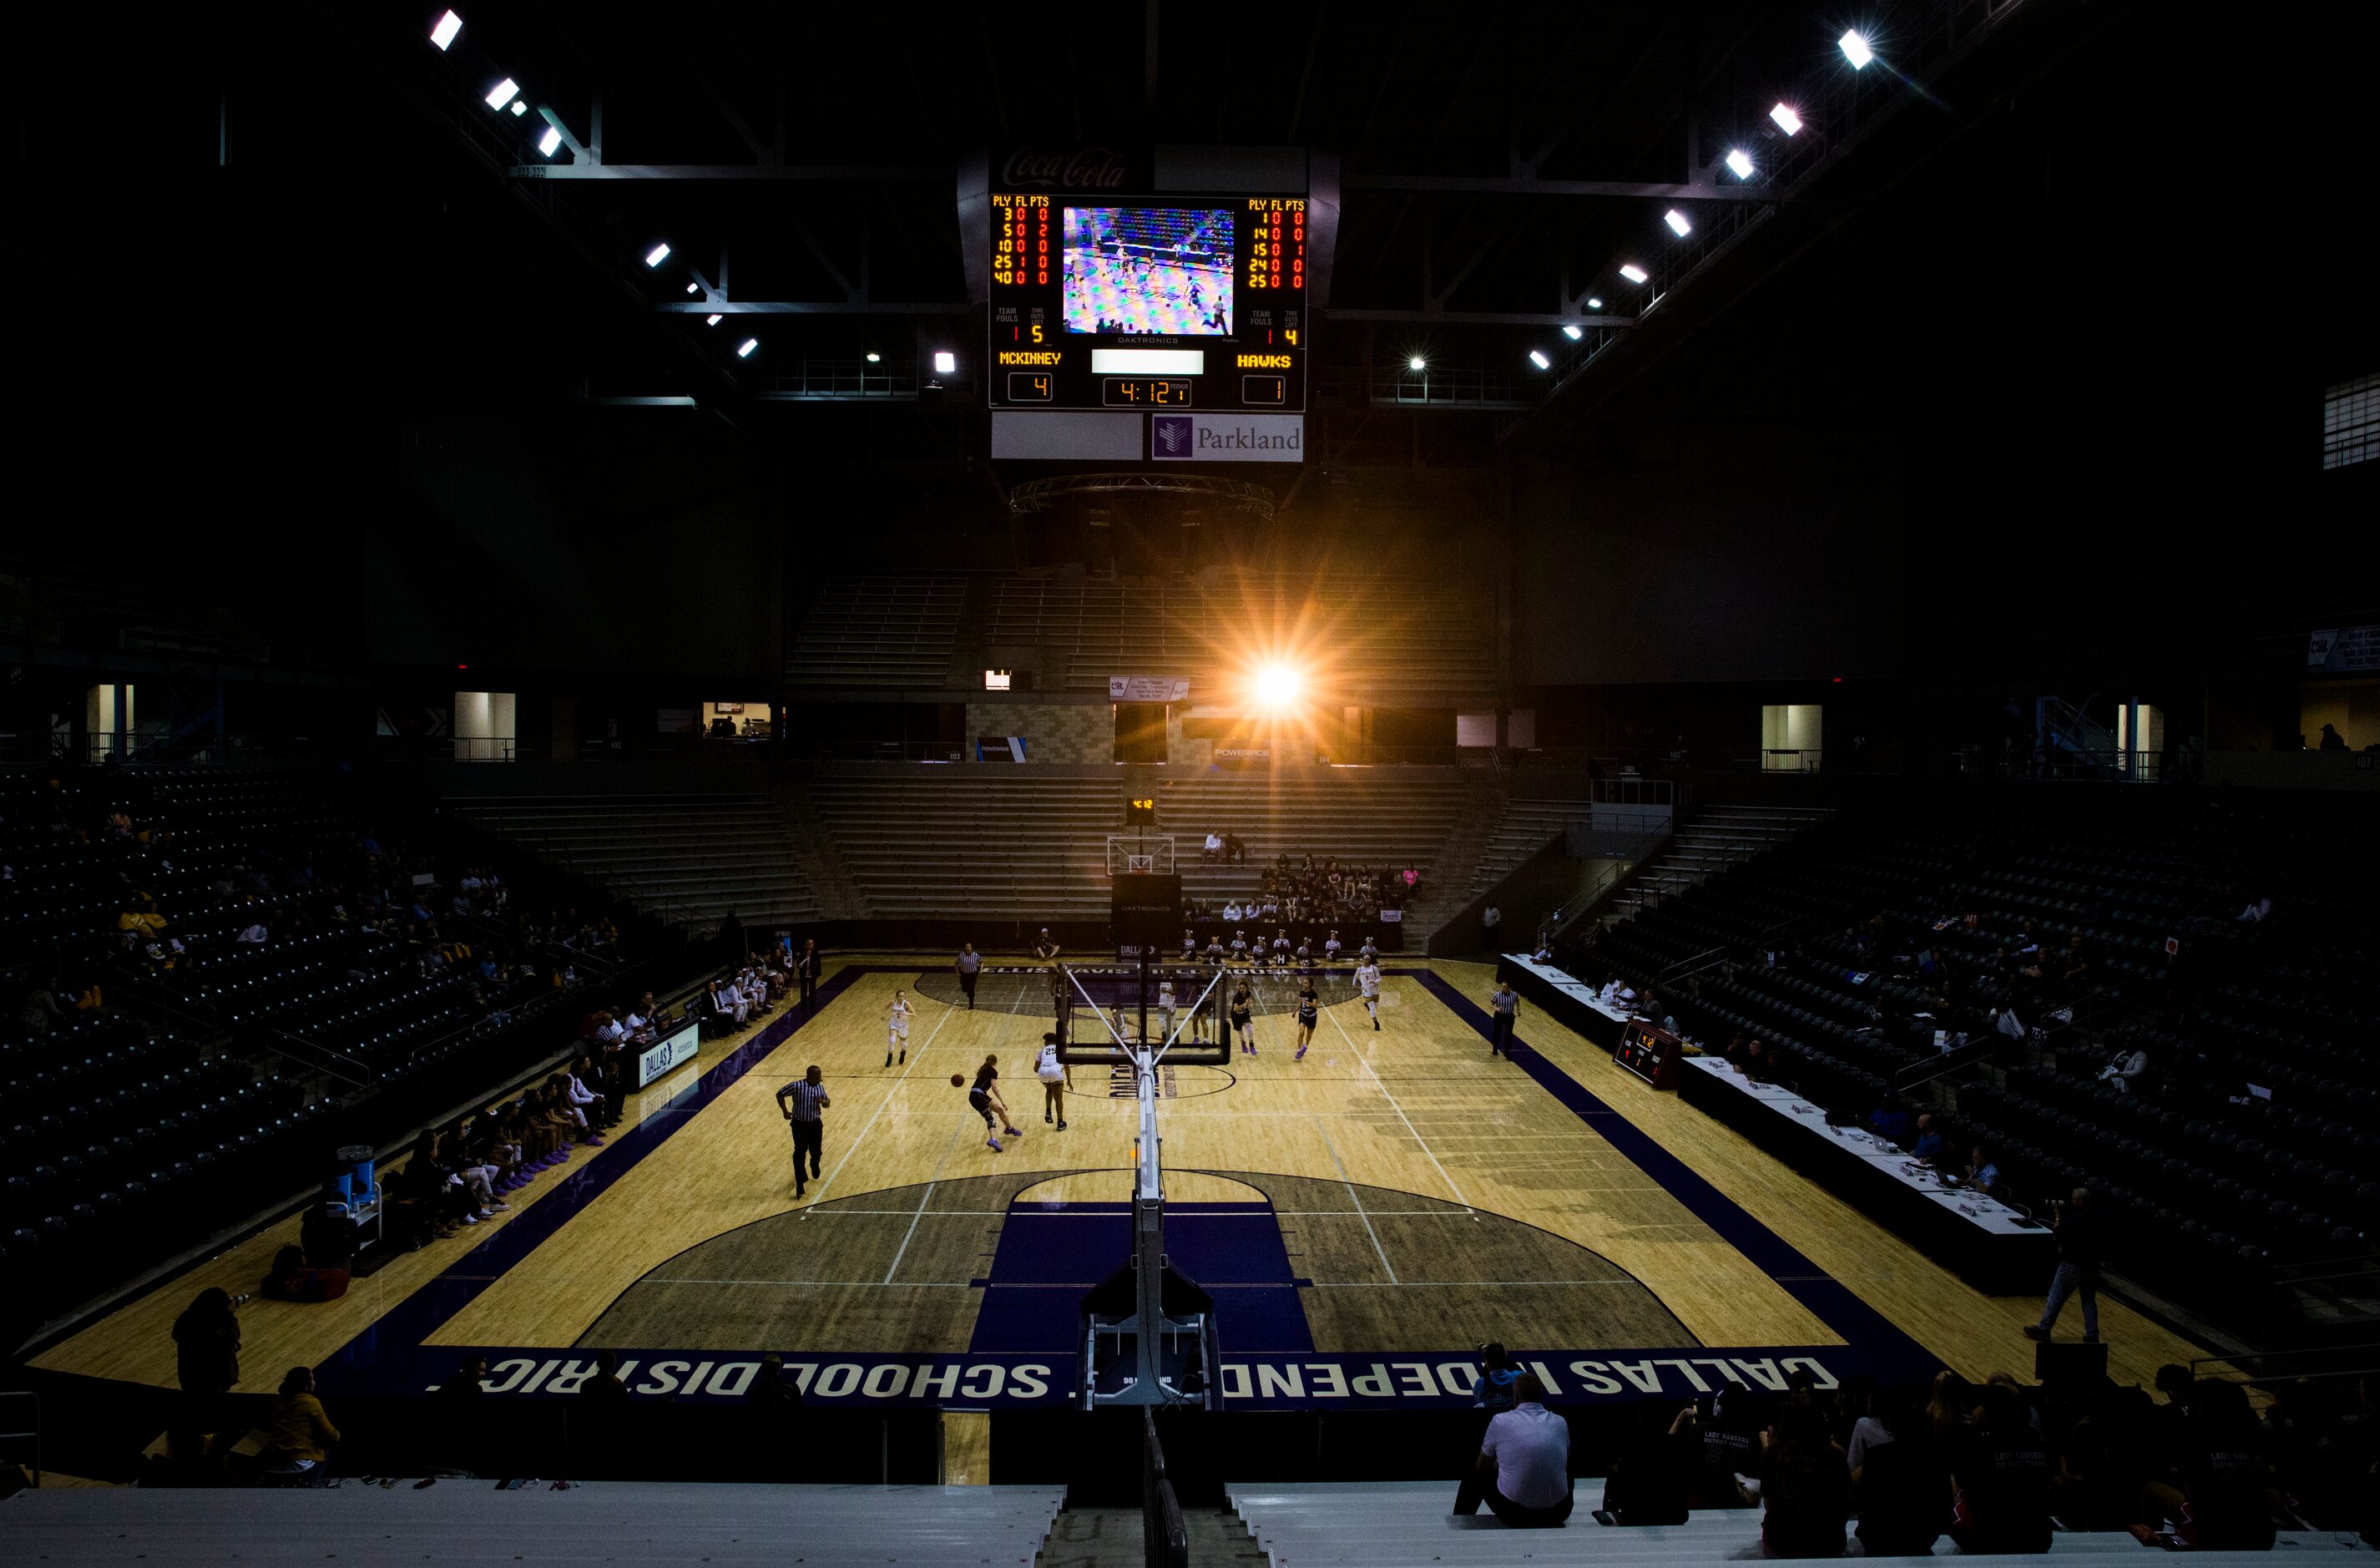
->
left=1062, top=207, right=1235, bottom=336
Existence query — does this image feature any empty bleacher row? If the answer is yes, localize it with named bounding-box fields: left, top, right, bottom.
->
left=1573, top=790, right=2380, bottom=1326
left=447, top=793, right=823, bottom=931
left=0, top=1483, right=1068, bottom=1567
left=800, top=767, right=1475, bottom=922
left=783, top=575, right=969, bottom=690
left=1225, top=1482, right=2356, bottom=1567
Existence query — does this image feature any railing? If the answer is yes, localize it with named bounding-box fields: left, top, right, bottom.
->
left=1657, top=945, right=1727, bottom=988
left=1141, top=1412, right=1190, bottom=1568
left=265, top=1027, right=379, bottom=1090
left=2193, top=1339, right=2380, bottom=1388
left=1761, top=748, right=1823, bottom=773
left=1891, top=1031, right=2002, bottom=1094
left=2009, top=747, right=2190, bottom=784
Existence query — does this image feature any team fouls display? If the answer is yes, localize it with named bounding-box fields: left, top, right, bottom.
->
left=991, top=185, right=1307, bottom=412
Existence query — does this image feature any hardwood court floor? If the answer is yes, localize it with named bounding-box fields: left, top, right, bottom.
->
left=32, top=955, right=2226, bottom=1398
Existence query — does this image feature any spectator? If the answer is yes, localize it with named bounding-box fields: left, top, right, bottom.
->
left=1600, top=1398, right=1694, bottom=1525
left=750, top=1353, right=806, bottom=1409
left=1482, top=904, right=1502, bottom=938
left=255, top=1366, right=340, bottom=1478
left=2024, top=1187, right=2102, bottom=1345
left=2098, top=1044, right=2150, bottom=1093
left=1753, top=1401, right=1850, bottom=1557
left=1951, top=1384, right=2053, bottom=1554
left=1954, top=1142, right=2002, bottom=1197
left=1867, top=1095, right=1915, bottom=1146
left=1911, top=1113, right=1949, bottom=1166
left=1454, top=1373, right=1574, bottom=1526
left=1204, top=831, right=1224, bottom=862
left=580, top=1348, right=631, bottom=1404
left=1224, top=831, right=1246, bottom=863
left=1852, top=1387, right=1948, bottom=1556
left=2318, top=723, right=2348, bottom=751
left=171, top=1286, right=244, bottom=1442
left=431, top=1356, right=489, bottom=1474
left=1469, top=1343, right=1523, bottom=1411
left=261, top=1242, right=349, bottom=1302
left=2141, top=1378, right=2277, bottom=1550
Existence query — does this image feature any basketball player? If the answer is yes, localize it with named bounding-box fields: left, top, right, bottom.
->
left=884, top=989, right=912, bottom=1068
left=1294, top=978, right=1319, bottom=1060
left=1035, top=1033, right=1069, bottom=1130
left=1356, top=956, right=1382, bottom=1030
left=1230, top=982, right=1256, bottom=1056
left=1156, top=977, right=1177, bottom=1044
left=963, top=1055, right=1022, bottom=1152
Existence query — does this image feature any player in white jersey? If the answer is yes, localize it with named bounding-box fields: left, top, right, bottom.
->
left=884, top=989, right=912, bottom=1067
left=1157, top=978, right=1177, bottom=1044
left=1355, top=959, right=1382, bottom=1030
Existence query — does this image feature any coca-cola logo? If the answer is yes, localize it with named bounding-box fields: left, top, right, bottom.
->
left=1000, top=146, right=1135, bottom=191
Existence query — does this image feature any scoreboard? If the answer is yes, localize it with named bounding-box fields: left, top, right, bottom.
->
left=989, top=193, right=1309, bottom=412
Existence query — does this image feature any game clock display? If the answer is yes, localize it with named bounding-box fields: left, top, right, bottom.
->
left=990, top=195, right=1306, bottom=412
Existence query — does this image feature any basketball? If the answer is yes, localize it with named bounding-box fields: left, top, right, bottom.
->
left=951, top=1074, right=965, bottom=1087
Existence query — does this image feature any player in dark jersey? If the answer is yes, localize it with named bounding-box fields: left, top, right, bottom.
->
left=1230, top=984, right=1256, bottom=1056
left=1294, top=979, right=1319, bottom=1060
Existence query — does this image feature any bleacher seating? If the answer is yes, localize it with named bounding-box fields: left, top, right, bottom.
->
left=0, top=764, right=686, bottom=1329
left=0, top=1483, right=1067, bottom=1565
left=1225, top=1483, right=2357, bottom=1565
left=785, top=575, right=968, bottom=690
left=807, top=771, right=1122, bottom=918
left=805, top=767, right=1471, bottom=920
left=447, top=793, right=822, bottom=931
left=1574, top=789, right=2380, bottom=1329
left=986, top=573, right=1496, bottom=701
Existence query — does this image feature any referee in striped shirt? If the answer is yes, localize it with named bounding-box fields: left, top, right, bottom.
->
left=776, top=1065, right=830, bottom=1198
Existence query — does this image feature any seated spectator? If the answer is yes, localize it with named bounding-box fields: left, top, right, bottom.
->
left=579, top=1348, right=630, bottom=1404
left=1867, top=1095, right=1915, bottom=1146
left=1600, top=1398, right=1693, bottom=1525
left=1951, top=1383, right=2052, bottom=1554
left=1910, top=1113, right=1949, bottom=1166
left=1469, top=1343, right=1523, bottom=1411
left=2140, top=1378, right=2278, bottom=1550
left=260, top=1242, right=349, bottom=1302
left=1204, top=832, right=1224, bottom=862
left=254, top=1366, right=340, bottom=1478
left=1753, top=1402, right=1849, bottom=1557
left=1852, top=1387, right=1948, bottom=1555
left=750, top=1353, right=806, bottom=1409
left=1954, top=1142, right=2003, bottom=1197
left=1454, top=1373, right=1573, bottom=1527
left=2098, top=1044, right=2150, bottom=1093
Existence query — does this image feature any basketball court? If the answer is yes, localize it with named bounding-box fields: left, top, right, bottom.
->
left=29, top=953, right=2218, bottom=1427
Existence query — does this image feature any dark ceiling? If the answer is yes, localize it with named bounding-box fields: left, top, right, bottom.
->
left=4, top=0, right=2374, bottom=473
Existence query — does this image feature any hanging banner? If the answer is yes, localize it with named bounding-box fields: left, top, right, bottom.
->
left=1109, top=676, right=1190, bottom=701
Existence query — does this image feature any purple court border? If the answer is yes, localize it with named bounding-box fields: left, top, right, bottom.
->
left=301, top=963, right=1941, bottom=1400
